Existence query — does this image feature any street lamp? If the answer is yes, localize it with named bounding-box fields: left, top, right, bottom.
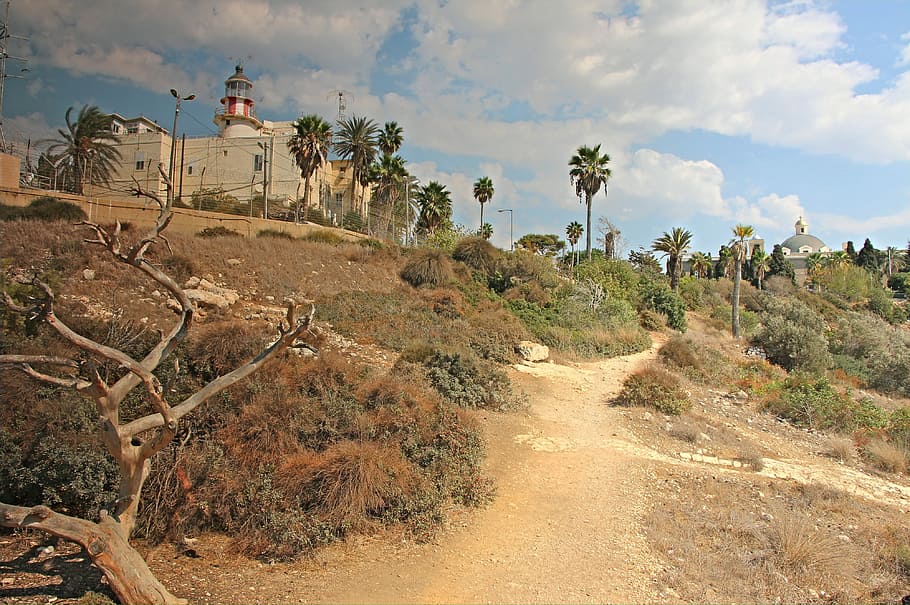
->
left=168, top=88, right=195, bottom=206
left=498, top=208, right=513, bottom=252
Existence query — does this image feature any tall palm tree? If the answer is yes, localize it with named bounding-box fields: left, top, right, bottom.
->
left=751, top=248, right=771, bottom=290
left=334, top=115, right=379, bottom=217
left=478, top=222, right=493, bottom=240
left=45, top=105, right=121, bottom=195
left=566, top=221, right=584, bottom=267
left=473, top=176, right=494, bottom=230
left=730, top=224, right=755, bottom=338
left=369, top=153, right=408, bottom=239
left=569, top=144, right=611, bottom=261
left=288, top=114, right=332, bottom=223
left=415, top=181, right=452, bottom=237
left=651, top=227, right=693, bottom=291
left=689, top=251, right=713, bottom=279
left=378, top=121, right=403, bottom=156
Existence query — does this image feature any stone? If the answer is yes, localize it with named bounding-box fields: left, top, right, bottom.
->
left=82, top=269, right=95, bottom=280
left=516, top=340, right=549, bottom=362
left=226, top=258, right=242, bottom=266
left=185, top=288, right=232, bottom=309
left=184, top=276, right=200, bottom=289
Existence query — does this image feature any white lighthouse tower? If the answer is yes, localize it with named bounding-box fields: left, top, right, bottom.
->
left=213, top=64, right=263, bottom=138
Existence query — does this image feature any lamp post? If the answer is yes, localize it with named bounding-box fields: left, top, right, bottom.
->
left=168, top=88, right=195, bottom=206
left=498, top=208, right=513, bottom=252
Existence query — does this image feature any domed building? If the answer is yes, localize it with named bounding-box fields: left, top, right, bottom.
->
left=778, top=216, right=836, bottom=284
left=780, top=216, right=831, bottom=256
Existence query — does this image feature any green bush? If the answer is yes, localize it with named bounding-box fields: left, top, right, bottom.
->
left=887, top=272, right=910, bottom=294
left=403, top=345, right=522, bottom=411
left=828, top=312, right=910, bottom=397
left=400, top=248, right=455, bottom=288
left=639, top=277, right=687, bottom=332
left=762, top=375, right=888, bottom=432
left=0, top=197, right=87, bottom=222
left=197, top=225, right=242, bottom=238
left=616, top=364, right=691, bottom=415
left=257, top=228, right=295, bottom=240
left=752, top=296, right=830, bottom=372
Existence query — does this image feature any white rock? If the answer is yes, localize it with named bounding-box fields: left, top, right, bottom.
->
left=82, top=269, right=95, bottom=280
left=185, top=288, right=232, bottom=309
left=184, top=276, right=200, bottom=289
left=516, top=340, right=549, bottom=362
left=226, top=258, right=242, bottom=266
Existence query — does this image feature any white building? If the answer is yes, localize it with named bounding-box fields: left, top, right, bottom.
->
left=104, top=65, right=366, bottom=224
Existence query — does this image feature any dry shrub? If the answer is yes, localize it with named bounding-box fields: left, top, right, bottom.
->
left=452, top=236, right=500, bottom=275
left=423, top=287, right=466, bottom=319
left=340, top=242, right=373, bottom=262
left=659, top=336, right=704, bottom=373
left=863, top=439, right=908, bottom=474
left=667, top=417, right=702, bottom=443
left=769, top=512, right=852, bottom=578
left=616, top=363, right=691, bottom=415
left=826, top=436, right=856, bottom=463
left=185, top=320, right=268, bottom=380
left=277, top=440, right=417, bottom=524
left=400, top=248, right=454, bottom=288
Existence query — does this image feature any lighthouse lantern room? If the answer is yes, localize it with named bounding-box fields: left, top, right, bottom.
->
left=214, top=64, right=263, bottom=138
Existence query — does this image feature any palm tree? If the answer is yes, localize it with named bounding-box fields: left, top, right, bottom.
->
left=288, top=114, right=332, bottom=223
left=369, top=153, right=408, bottom=239
left=478, top=222, right=493, bottom=240
left=569, top=144, right=611, bottom=261
left=45, top=105, right=121, bottom=195
left=828, top=250, right=850, bottom=268
left=806, top=252, right=826, bottom=286
left=730, top=224, right=755, bottom=338
left=334, top=115, right=380, bottom=218
left=415, top=181, right=452, bottom=237
left=690, top=251, right=713, bottom=279
left=751, top=248, right=771, bottom=290
left=566, top=221, right=584, bottom=267
left=378, top=121, right=403, bottom=156
left=651, top=227, right=693, bottom=291
left=473, top=176, right=494, bottom=230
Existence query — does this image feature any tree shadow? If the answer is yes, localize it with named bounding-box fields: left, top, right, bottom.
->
left=0, top=539, right=117, bottom=603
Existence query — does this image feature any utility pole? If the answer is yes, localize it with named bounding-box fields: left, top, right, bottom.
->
left=0, top=0, right=28, bottom=152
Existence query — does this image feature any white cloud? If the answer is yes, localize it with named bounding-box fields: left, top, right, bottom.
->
left=899, top=32, right=910, bottom=66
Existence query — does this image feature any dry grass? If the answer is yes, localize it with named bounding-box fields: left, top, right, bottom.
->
left=863, top=438, right=908, bottom=474
left=647, top=471, right=901, bottom=603
left=400, top=248, right=455, bottom=288
left=277, top=440, right=417, bottom=524
left=825, top=436, right=857, bottom=463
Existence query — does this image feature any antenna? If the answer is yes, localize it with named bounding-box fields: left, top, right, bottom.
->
left=326, top=89, right=353, bottom=123
left=0, top=0, right=29, bottom=152
left=228, top=54, right=253, bottom=69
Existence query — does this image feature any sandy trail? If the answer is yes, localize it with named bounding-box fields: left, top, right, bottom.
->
left=293, top=343, right=665, bottom=604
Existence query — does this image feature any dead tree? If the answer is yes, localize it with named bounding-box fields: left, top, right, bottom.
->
left=0, top=165, right=315, bottom=604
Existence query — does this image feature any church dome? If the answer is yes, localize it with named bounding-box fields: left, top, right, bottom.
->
left=780, top=233, right=827, bottom=252
left=779, top=215, right=828, bottom=254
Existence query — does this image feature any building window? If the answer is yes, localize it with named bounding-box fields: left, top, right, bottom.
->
left=254, top=154, right=264, bottom=172
left=187, top=164, right=194, bottom=176
left=127, top=127, right=139, bottom=134
left=135, top=151, right=146, bottom=171
left=335, top=192, right=343, bottom=207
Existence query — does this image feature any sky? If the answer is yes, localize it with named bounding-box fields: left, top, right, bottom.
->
left=5, top=0, right=910, bottom=256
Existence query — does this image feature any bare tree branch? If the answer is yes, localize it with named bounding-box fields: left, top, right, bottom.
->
left=122, top=303, right=316, bottom=437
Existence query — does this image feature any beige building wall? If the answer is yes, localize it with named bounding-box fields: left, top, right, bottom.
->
left=105, top=130, right=366, bottom=224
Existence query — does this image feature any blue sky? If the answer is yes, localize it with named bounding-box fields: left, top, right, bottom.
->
left=6, top=1, right=910, bottom=255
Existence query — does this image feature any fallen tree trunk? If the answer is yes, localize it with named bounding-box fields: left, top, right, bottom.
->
left=0, top=503, right=186, bottom=604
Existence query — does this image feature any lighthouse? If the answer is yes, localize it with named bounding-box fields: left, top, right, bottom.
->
left=213, top=64, right=263, bottom=137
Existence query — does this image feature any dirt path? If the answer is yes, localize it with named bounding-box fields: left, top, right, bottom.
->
left=278, top=343, right=666, bottom=604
